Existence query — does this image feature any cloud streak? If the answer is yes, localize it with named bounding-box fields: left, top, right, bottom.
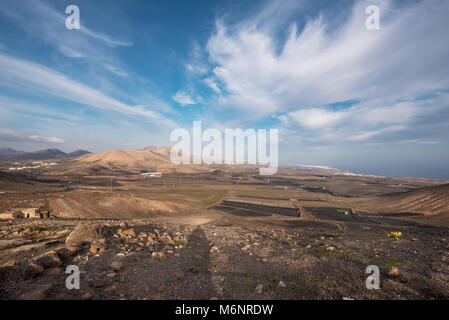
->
left=0, top=128, right=64, bottom=144
left=0, top=0, right=132, bottom=77
left=0, top=53, right=177, bottom=128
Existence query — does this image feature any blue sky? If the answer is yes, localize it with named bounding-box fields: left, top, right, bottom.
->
left=0, top=0, right=449, bottom=178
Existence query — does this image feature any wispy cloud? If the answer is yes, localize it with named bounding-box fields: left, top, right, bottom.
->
left=205, top=0, right=448, bottom=110
left=0, top=96, right=80, bottom=123
left=0, top=53, right=177, bottom=128
left=0, top=0, right=132, bottom=76
left=201, top=0, right=449, bottom=146
left=0, top=128, right=64, bottom=144
left=172, top=91, right=197, bottom=106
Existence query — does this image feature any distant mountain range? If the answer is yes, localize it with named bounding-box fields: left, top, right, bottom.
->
left=0, top=147, right=91, bottom=161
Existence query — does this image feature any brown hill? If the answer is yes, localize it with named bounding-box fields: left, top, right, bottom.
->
left=49, top=192, right=187, bottom=218
left=71, top=146, right=208, bottom=174
left=77, top=149, right=169, bottom=168
left=353, top=183, right=449, bottom=216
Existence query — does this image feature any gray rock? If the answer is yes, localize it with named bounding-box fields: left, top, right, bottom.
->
left=110, top=261, right=123, bottom=272
left=34, top=252, right=61, bottom=268
left=23, top=262, right=44, bottom=278
left=0, top=239, right=32, bottom=250
left=66, top=223, right=104, bottom=248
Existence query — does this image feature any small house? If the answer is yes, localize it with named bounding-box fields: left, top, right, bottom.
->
left=0, top=210, right=24, bottom=219
left=22, top=208, right=39, bottom=218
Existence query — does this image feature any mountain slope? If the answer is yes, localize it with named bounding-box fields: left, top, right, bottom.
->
left=0, top=148, right=92, bottom=161
left=67, top=150, right=91, bottom=157
left=77, top=149, right=170, bottom=168
left=0, top=147, right=25, bottom=157
left=381, top=183, right=449, bottom=216
left=352, top=183, right=449, bottom=216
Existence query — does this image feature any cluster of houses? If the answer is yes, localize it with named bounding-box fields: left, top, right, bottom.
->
left=8, top=162, right=57, bottom=171
left=0, top=207, right=51, bottom=220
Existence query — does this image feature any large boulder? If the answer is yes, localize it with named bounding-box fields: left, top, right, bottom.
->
left=65, top=223, right=104, bottom=248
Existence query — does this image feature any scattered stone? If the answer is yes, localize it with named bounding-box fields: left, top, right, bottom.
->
left=326, top=246, right=336, bottom=252
left=387, top=267, right=400, bottom=277
left=306, top=245, right=312, bottom=249
left=121, top=228, right=137, bottom=237
left=279, top=281, right=286, bottom=288
left=160, top=234, right=174, bottom=245
left=343, top=297, right=354, bottom=300
left=152, top=252, right=166, bottom=260
left=89, top=243, right=106, bottom=254
left=255, top=284, right=264, bottom=294
left=106, top=272, right=116, bottom=278
left=82, top=292, right=93, bottom=300
left=110, top=261, right=123, bottom=272
left=261, top=258, right=268, bottom=263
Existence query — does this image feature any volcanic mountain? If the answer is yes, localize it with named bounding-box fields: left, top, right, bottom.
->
left=0, top=148, right=91, bottom=161
left=77, top=146, right=171, bottom=168
left=69, top=146, right=202, bottom=174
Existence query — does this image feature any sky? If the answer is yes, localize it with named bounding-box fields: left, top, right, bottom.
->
left=0, top=0, right=448, bottom=179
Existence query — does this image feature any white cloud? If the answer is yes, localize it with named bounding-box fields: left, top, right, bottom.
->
left=185, top=41, right=209, bottom=76
left=172, top=91, right=197, bottom=106
left=398, top=139, right=439, bottom=145
left=205, top=0, right=449, bottom=117
left=289, top=108, right=347, bottom=130
left=281, top=93, right=449, bottom=143
left=103, top=64, right=129, bottom=78
left=0, top=53, right=177, bottom=128
left=0, top=128, right=64, bottom=144
left=203, top=0, right=449, bottom=146
left=28, top=135, right=64, bottom=144
left=204, top=77, right=221, bottom=93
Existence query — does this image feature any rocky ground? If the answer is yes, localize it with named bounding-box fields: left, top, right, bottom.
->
left=0, top=213, right=448, bottom=300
